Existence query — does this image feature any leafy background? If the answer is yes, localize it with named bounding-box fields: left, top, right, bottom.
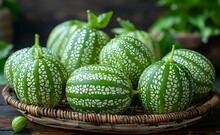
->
left=151, top=0, right=220, bottom=43
left=0, top=42, right=13, bottom=85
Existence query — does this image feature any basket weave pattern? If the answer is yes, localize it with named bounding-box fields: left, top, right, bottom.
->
left=2, top=86, right=220, bottom=134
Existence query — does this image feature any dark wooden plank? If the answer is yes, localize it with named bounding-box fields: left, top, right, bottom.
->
left=0, top=131, right=14, bottom=135
left=0, top=86, right=6, bottom=105
left=0, top=105, right=23, bottom=130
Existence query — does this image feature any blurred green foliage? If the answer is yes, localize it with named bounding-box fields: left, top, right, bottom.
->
left=2, top=0, right=21, bottom=20
left=151, top=0, right=220, bottom=43
left=0, top=41, right=13, bottom=85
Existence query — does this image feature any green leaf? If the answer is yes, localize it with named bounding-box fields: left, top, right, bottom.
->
left=189, top=10, right=208, bottom=30
left=188, top=9, right=220, bottom=43
left=158, top=0, right=200, bottom=7
left=157, top=31, right=181, bottom=57
left=116, top=18, right=136, bottom=32
left=157, top=0, right=173, bottom=6
left=201, top=26, right=220, bottom=43
left=151, top=11, right=187, bottom=33
left=86, top=10, right=99, bottom=29
left=151, top=16, right=174, bottom=33
left=111, top=28, right=126, bottom=35
left=86, top=10, right=113, bottom=29
left=69, top=20, right=87, bottom=27
left=0, top=59, right=7, bottom=85
left=0, top=41, right=13, bottom=59
left=210, top=8, right=220, bottom=26
left=154, top=0, right=220, bottom=43
left=97, top=11, right=113, bottom=28
left=0, top=41, right=13, bottom=85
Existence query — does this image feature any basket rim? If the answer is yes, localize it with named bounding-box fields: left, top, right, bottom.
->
left=2, top=85, right=220, bottom=125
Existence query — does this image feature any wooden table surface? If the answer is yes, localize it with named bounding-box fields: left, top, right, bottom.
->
left=1, top=73, right=220, bottom=135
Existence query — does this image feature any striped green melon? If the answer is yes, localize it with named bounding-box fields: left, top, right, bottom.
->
left=12, top=116, right=27, bottom=133
left=112, top=18, right=161, bottom=61
left=47, top=20, right=85, bottom=58
left=162, top=49, right=215, bottom=99
left=47, top=10, right=112, bottom=59
left=13, top=34, right=68, bottom=108
left=4, top=42, right=58, bottom=89
left=99, top=36, right=154, bottom=88
left=61, top=28, right=110, bottom=74
left=138, top=46, right=194, bottom=114
left=125, top=31, right=161, bottom=61
left=66, top=64, right=135, bottom=114
left=4, top=48, right=30, bottom=88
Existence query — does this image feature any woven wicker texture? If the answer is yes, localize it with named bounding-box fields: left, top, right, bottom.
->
left=2, top=86, right=220, bottom=134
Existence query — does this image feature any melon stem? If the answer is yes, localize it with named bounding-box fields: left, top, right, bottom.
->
left=33, top=34, right=43, bottom=59
left=132, top=90, right=139, bottom=96
left=168, top=45, right=175, bottom=62
left=35, top=34, right=39, bottom=46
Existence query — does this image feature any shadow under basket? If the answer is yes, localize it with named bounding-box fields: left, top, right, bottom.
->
left=2, top=86, right=220, bottom=134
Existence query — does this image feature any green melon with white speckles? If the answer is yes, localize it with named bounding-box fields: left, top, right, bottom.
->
left=4, top=46, right=58, bottom=89
left=125, top=31, right=161, bottom=61
left=47, top=20, right=85, bottom=58
left=13, top=34, right=68, bottom=108
left=99, top=36, right=154, bottom=88
left=61, top=28, right=110, bottom=74
left=138, top=46, right=194, bottom=114
left=66, top=64, right=134, bottom=114
left=162, top=49, right=215, bottom=99
left=4, top=48, right=30, bottom=88
left=12, top=116, right=27, bottom=133
left=112, top=18, right=161, bottom=61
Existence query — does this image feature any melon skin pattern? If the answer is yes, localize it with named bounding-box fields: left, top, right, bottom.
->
left=66, top=64, right=133, bottom=114
left=47, top=20, right=85, bottom=58
left=138, top=60, right=194, bottom=114
left=125, top=31, right=161, bottom=61
left=4, top=47, right=58, bottom=88
left=99, top=36, right=154, bottom=88
left=162, top=49, right=215, bottom=99
left=12, top=116, right=27, bottom=133
left=61, top=28, right=110, bottom=74
left=112, top=18, right=161, bottom=61
left=13, top=34, right=68, bottom=108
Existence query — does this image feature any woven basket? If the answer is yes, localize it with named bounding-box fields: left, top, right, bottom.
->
left=2, top=86, right=220, bottom=134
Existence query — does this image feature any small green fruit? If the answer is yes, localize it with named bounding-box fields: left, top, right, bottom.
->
left=13, top=34, right=68, bottom=108
left=138, top=46, right=194, bottom=114
left=66, top=64, right=134, bottom=114
left=162, top=48, right=215, bottom=99
left=99, top=36, right=154, bottom=88
left=12, top=116, right=27, bottom=133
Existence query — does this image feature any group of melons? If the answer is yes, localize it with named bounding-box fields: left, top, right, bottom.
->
left=4, top=11, right=215, bottom=115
